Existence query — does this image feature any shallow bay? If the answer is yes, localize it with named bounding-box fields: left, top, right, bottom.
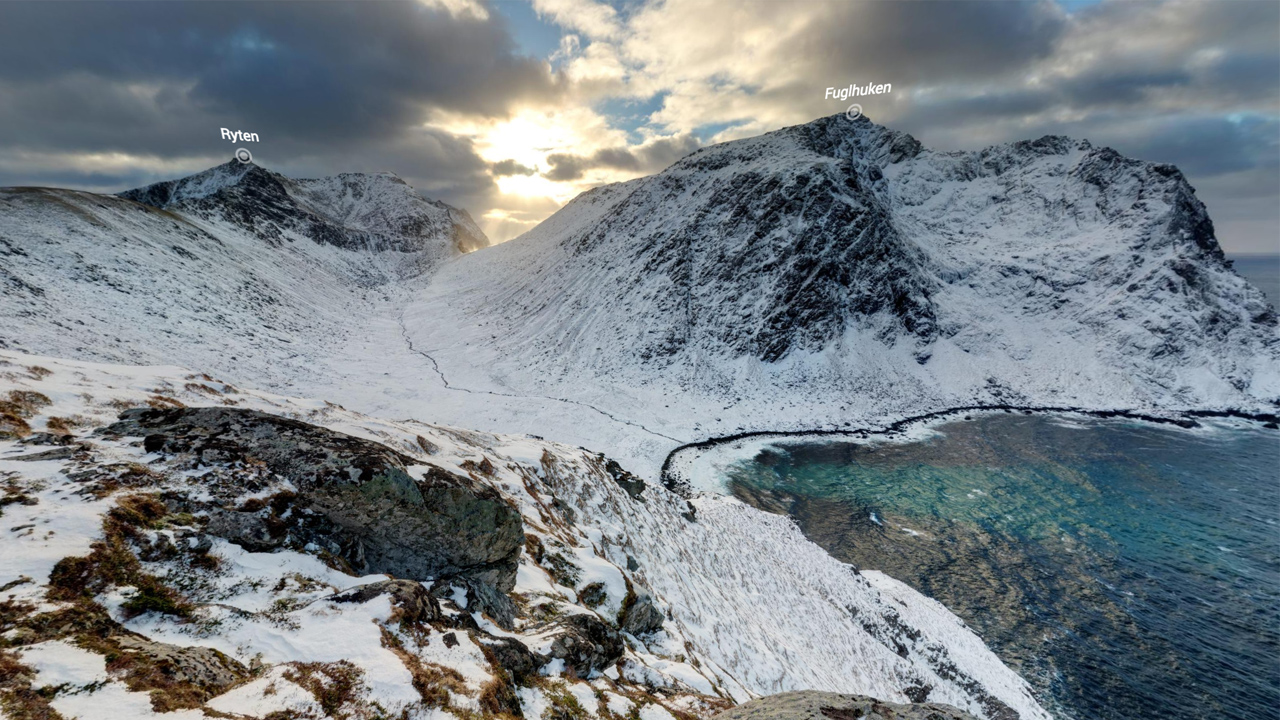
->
left=719, top=413, right=1279, bottom=720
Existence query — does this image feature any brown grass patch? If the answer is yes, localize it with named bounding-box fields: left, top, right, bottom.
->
left=5, top=391, right=51, bottom=416
left=378, top=626, right=466, bottom=709
left=47, top=494, right=193, bottom=620
left=43, top=417, right=77, bottom=435
left=282, top=661, right=367, bottom=719
left=0, top=390, right=52, bottom=439
left=0, top=649, right=65, bottom=720
left=145, top=395, right=185, bottom=409
left=25, top=366, right=53, bottom=381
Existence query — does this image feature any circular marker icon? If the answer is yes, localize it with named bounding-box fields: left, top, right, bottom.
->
left=235, top=148, right=253, bottom=164
left=845, top=103, right=863, bottom=121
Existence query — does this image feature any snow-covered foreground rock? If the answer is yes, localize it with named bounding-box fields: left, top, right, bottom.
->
left=0, top=350, right=1048, bottom=719
left=407, top=114, right=1279, bottom=463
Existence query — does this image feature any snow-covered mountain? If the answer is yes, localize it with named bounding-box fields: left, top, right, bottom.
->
left=2, top=114, right=1276, bottom=720
left=0, top=163, right=486, bottom=391
left=121, top=161, right=487, bottom=263
left=407, top=114, right=1278, bottom=445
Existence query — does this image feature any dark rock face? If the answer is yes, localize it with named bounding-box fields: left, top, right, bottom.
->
left=604, top=457, right=646, bottom=501
left=715, top=691, right=978, bottom=720
left=546, top=612, right=624, bottom=677
left=618, top=589, right=665, bottom=636
left=478, top=635, right=541, bottom=683
left=431, top=577, right=519, bottom=631
left=567, top=132, right=938, bottom=362
left=206, top=507, right=284, bottom=553
left=104, top=407, right=524, bottom=592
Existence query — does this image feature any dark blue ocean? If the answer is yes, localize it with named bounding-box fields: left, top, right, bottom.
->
left=723, top=414, right=1280, bottom=720
left=1228, top=253, right=1279, bottom=309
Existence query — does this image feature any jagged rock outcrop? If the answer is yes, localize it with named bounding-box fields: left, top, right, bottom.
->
left=618, top=587, right=665, bottom=636
left=104, top=407, right=524, bottom=593
left=716, top=690, right=979, bottom=720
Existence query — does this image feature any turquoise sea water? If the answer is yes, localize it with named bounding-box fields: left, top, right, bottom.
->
left=721, top=414, right=1280, bottom=720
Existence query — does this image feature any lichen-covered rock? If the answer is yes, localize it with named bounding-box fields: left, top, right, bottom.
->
left=715, top=691, right=979, bottom=720
left=546, top=612, right=624, bottom=677
left=205, top=507, right=283, bottom=552
left=112, top=635, right=250, bottom=700
left=104, top=407, right=524, bottom=592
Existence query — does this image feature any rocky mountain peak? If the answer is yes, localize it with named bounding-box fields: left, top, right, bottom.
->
left=119, top=161, right=488, bottom=260
left=412, top=112, right=1277, bottom=416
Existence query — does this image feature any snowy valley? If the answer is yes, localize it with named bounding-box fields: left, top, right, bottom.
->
left=1, top=114, right=1276, bottom=720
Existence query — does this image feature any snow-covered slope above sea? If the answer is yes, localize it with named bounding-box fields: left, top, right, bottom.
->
left=407, top=114, right=1278, bottom=447
left=0, top=164, right=487, bottom=392
left=0, top=350, right=1049, bottom=720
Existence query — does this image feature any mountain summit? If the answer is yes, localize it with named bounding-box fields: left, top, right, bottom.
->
left=121, top=161, right=488, bottom=261
left=406, top=114, right=1277, bottom=435
left=0, top=162, right=486, bottom=389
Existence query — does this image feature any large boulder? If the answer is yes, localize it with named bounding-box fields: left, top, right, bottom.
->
left=104, top=407, right=524, bottom=592
left=715, top=691, right=979, bottom=720
left=477, top=635, right=542, bottom=683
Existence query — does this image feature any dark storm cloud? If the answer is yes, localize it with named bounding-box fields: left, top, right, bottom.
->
left=0, top=2, right=560, bottom=152
left=491, top=159, right=538, bottom=176
left=864, top=0, right=1278, bottom=193
left=0, top=0, right=565, bottom=213
left=817, top=0, right=1066, bottom=85
left=543, top=133, right=699, bottom=181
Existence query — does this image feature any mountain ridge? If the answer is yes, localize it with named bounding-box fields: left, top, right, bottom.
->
left=120, top=160, right=488, bottom=261
left=404, top=113, right=1277, bottom=450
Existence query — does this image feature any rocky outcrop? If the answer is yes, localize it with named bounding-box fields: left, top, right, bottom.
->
left=477, top=635, right=542, bottom=683
left=112, top=635, right=250, bottom=702
left=545, top=612, right=625, bottom=676
left=618, top=588, right=665, bottom=636
left=330, top=579, right=442, bottom=625
left=716, top=691, right=978, bottom=720
left=104, top=407, right=524, bottom=594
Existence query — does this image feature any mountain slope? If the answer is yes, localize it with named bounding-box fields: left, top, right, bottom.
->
left=405, top=114, right=1278, bottom=442
left=0, top=349, right=1050, bottom=719
left=121, top=161, right=487, bottom=273
left=0, top=164, right=487, bottom=390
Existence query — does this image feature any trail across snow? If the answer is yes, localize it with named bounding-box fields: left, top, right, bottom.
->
left=393, top=310, right=684, bottom=444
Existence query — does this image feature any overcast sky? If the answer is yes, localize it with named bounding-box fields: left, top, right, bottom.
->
left=0, top=0, right=1276, bottom=252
